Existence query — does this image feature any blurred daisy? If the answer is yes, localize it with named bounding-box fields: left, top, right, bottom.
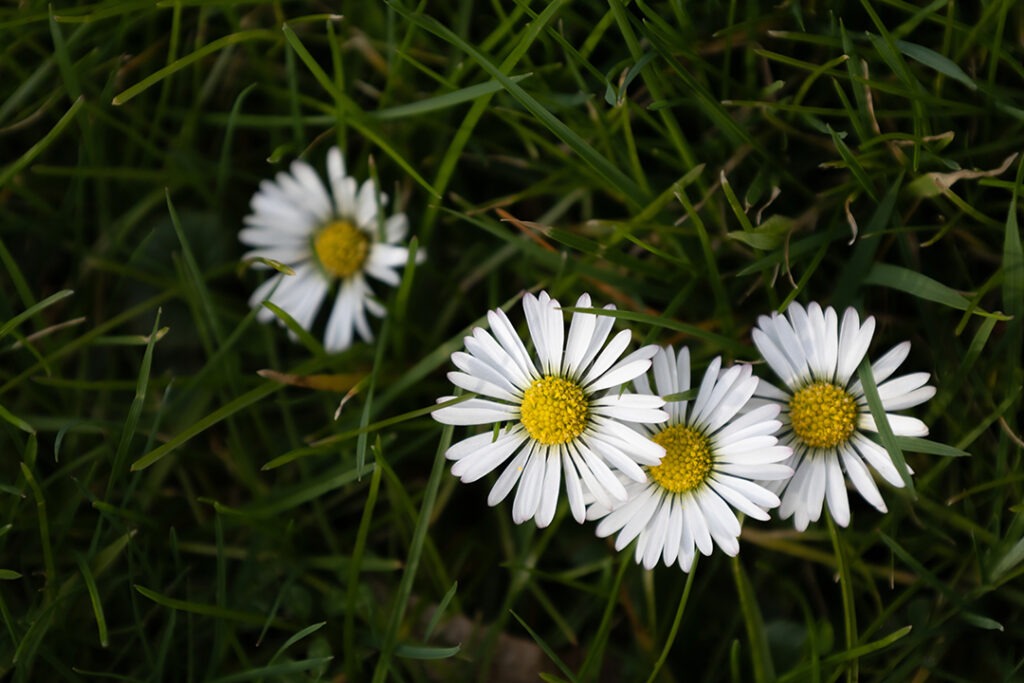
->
left=587, top=346, right=792, bottom=571
left=240, top=147, right=422, bottom=352
left=433, top=291, right=669, bottom=528
left=751, top=301, right=936, bottom=531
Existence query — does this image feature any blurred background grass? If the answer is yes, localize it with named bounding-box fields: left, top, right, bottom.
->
left=1, top=1, right=1022, bottom=681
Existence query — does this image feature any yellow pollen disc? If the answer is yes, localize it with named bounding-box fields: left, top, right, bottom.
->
left=649, top=424, right=713, bottom=493
left=788, top=381, right=857, bottom=449
left=519, top=376, right=589, bottom=446
left=313, top=220, right=369, bottom=278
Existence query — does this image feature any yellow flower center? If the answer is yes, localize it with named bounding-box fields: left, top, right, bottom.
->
left=313, top=220, right=369, bottom=278
left=648, top=425, right=713, bottom=493
left=788, top=381, right=858, bottom=449
left=519, top=376, right=589, bottom=446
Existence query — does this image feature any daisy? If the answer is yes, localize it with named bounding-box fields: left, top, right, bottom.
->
left=587, top=346, right=792, bottom=571
left=751, top=301, right=936, bottom=531
left=432, top=291, right=669, bottom=528
left=240, top=146, right=422, bottom=352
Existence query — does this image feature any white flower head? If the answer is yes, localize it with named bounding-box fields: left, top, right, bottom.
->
left=751, top=301, right=936, bottom=531
left=240, top=146, right=423, bottom=352
left=587, top=346, right=792, bottom=571
left=433, top=291, right=670, bottom=528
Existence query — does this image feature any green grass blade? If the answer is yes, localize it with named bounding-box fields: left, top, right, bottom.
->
left=76, top=554, right=109, bottom=648
left=370, top=422, right=454, bottom=683
left=0, top=94, right=84, bottom=189
left=731, top=556, right=774, bottom=683
left=112, top=30, right=277, bottom=105
left=857, top=358, right=913, bottom=493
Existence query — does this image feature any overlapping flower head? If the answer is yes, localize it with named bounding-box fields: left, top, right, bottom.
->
left=240, top=146, right=422, bottom=352
left=433, top=291, right=669, bottom=527
left=587, top=346, right=792, bottom=571
left=750, top=301, right=935, bottom=531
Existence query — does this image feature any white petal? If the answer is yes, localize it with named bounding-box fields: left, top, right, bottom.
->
left=535, top=450, right=562, bottom=528
left=652, top=345, right=679, bottom=401
left=564, top=294, right=596, bottom=377
left=563, top=448, right=587, bottom=523
left=682, top=493, right=714, bottom=556
left=696, top=489, right=741, bottom=544
left=688, top=356, right=722, bottom=424
left=451, top=351, right=522, bottom=399
left=445, top=427, right=519, bottom=461
left=581, top=330, right=631, bottom=387
left=290, top=159, right=334, bottom=222
left=488, top=308, right=539, bottom=383
left=573, top=304, right=617, bottom=377
left=488, top=448, right=531, bottom=506
left=700, top=366, right=758, bottom=434
left=432, top=398, right=517, bottom=425
left=384, top=212, right=409, bottom=243
left=839, top=444, right=887, bottom=513
left=465, top=329, right=532, bottom=391
left=592, top=481, right=648, bottom=534
left=714, top=435, right=784, bottom=460
left=641, top=497, right=672, bottom=569
left=587, top=355, right=655, bottom=392
left=820, top=306, right=840, bottom=381
left=772, top=308, right=813, bottom=382
left=450, top=429, right=528, bottom=482
left=526, top=292, right=558, bottom=375
left=858, top=413, right=929, bottom=437
left=850, top=433, right=905, bottom=487
left=447, top=371, right=520, bottom=402
left=662, top=497, right=684, bottom=566
left=614, top=487, right=662, bottom=550
left=668, top=345, right=691, bottom=422
left=710, top=474, right=782, bottom=514
left=875, top=372, right=935, bottom=410
left=590, top=393, right=667, bottom=424
left=355, top=180, right=382, bottom=228
left=715, top=403, right=783, bottom=442
left=579, top=443, right=629, bottom=502
left=584, top=433, right=647, bottom=482
left=590, top=417, right=666, bottom=465
left=323, top=280, right=360, bottom=352
left=836, top=309, right=875, bottom=384
left=512, top=447, right=546, bottom=524
left=752, top=326, right=801, bottom=388
left=573, top=445, right=619, bottom=511
left=823, top=453, right=850, bottom=527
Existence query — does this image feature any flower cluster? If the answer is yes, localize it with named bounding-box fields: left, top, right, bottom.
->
left=433, top=296, right=935, bottom=571
left=238, top=151, right=935, bottom=572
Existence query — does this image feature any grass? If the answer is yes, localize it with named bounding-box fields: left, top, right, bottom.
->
left=1, top=0, right=1023, bottom=681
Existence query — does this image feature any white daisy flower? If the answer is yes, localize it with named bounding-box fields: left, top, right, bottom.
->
left=433, top=291, right=670, bottom=528
left=751, top=301, right=936, bottom=531
left=240, top=146, right=422, bottom=352
left=586, top=346, right=792, bottom=571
